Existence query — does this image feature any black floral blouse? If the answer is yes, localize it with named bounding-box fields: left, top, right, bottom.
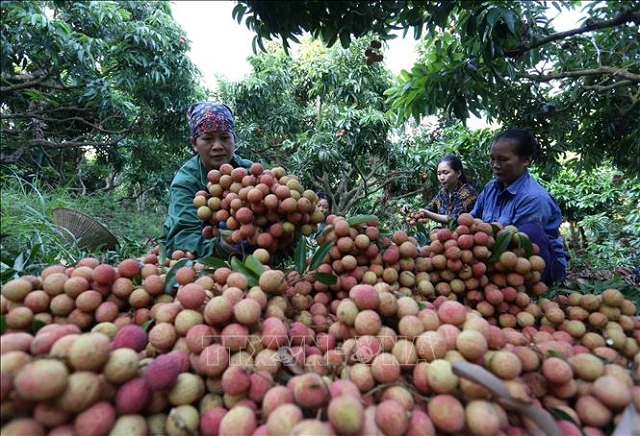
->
left=425, top=182, right=478, bottom=220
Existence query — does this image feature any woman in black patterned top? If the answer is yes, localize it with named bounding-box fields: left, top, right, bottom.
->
left=405, top=154, right=478, bottom=224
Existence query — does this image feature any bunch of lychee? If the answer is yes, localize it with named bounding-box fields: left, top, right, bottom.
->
left=417, top=214, right=548, bottom=320
left=193, top=163, right=324, bottom=254
left=365, top=39, right=384, bottom=66
left=405, top=209, right=429, bottom=225
left=313, top=215, right=438, bottom=302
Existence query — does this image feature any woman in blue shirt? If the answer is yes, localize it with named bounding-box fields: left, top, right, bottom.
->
left=471, top=128, right=567, bottom=285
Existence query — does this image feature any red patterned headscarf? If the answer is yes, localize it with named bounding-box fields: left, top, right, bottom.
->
left=187, top=102, right=234, bottom=139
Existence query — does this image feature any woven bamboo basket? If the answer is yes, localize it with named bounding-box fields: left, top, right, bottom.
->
left=52, top=207, right=119, bottom=250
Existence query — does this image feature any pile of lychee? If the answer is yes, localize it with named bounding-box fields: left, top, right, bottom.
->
left=420, top=215, right=550, bottom=324
left=1, top=213, right=639, bottom=436
left=193, top=162, right=323, bottom=253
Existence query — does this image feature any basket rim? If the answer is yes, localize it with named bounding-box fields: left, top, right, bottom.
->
left=52, top=207, right=119, bottom=249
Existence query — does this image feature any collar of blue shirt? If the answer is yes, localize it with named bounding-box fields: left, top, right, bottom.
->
left=498, top=170, right=531, bottom=195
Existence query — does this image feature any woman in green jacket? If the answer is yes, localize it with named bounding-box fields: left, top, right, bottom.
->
left=162, top=101, right=252, bottom=258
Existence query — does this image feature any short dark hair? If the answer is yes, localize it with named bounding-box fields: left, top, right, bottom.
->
left=493, top=128, right=541, bottom=160
left=439, top=154, right=468, bottom=184
left=317, top=192, right=332, bottom=208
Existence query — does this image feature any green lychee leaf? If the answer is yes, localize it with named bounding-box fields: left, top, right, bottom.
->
left=141, top=319, right=155, bottom=332
left=309, top=240, right=334, bottom=271
left=415, top=221, right=430, bottom=241
left=548, top=408, right=586, bottom=436
left=546, top=350, right=566, bottom=360
left=487, top=230, right=513, bottom=263
left=0, top=315, right=5, bottom=335
left=0, top=267, right=16, bottom=283
left=30, top=318, right=46, bottom=334
left=163, top=258, right=190, bottom=293
left=230, top=257, right=259, bottom=287
left=294, top=236, right=307, bottom=275
left=518, top=233, right=534, bottom=258
left=314, top=272, right=338, bottom=285
left=447, top=218, right=457, bottom=231
left=346, top=215, right=378, bottom=226
left=198, top=256, right=229, bottom=269
left=244, top=255, right=266, bottom=277
left=158, top=243, right=167, bottom=265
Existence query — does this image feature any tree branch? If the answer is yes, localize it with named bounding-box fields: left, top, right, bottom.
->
left=583, top=79, right=635, bottom=92
left=1, top=78, right=46, bottom=93
left=0, top=78, right=83, bottom=93
left=0, top=70, right=51, bottom=92
left=504, top=9, right=640, bottom=58
left=0, top=146, right=27, bottom=164
left=366, top=169, right=417, bottom=192
left=517, top=66, right=640, bottom=83
left=620, top=87, right=640, bottom=116
left=19, top=138, right=123, bottom=150
left=351, top=156, right=381, bottom=201
left=21, top=106, right=94, bottom=115
left=1, top=113, right=135, bottom=135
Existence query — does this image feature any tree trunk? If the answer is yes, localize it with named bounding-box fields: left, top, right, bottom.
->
left=568, top=220, right=581, bottom=249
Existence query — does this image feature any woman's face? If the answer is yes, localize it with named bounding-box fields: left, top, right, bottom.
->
left=191, top=131, right=235, bottom=172
left=316, top=198, right=330, bottom=215
left=436, top=161, right=461, bottom=191
left=490, top=138, right=531, bottom=186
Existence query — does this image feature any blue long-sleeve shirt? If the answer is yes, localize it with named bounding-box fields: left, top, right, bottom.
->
left=470, top=170, right=567, bottom=269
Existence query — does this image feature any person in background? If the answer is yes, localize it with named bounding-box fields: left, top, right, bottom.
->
left=316, top=192, right=332, bottom=216
left=162, top=101, right=252, bottom=258
left=314, top=192, right=333, bottom=237
left=403, top=153, right=478, bottom=224
left=471, top=128, right=567, bottom=285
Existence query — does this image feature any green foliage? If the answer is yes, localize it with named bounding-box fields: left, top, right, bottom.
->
left=234, top=1, right=472, bottom=52
left=293, top=236, right=307, bottom=275
left=0, top=174, right=162, bottom=281
left=383, top=2, right=640, bottom=175
left=235, top=0, right=640, bottom=176
left=229, top=257, right=259, bottom=287
left=218, top=40, right=498, bottom=226
left=1, top=0, right=635, bottom=291
left=216, top=37, right=396, bottom=215
left=488, top=231, right=514, bottom=263
left=1, top=0, right=205, bottom=197
left=532, top=159, right=640, bottom=270
left=309, top=241, right=335, bottom=272
left=293, top=237, right=336, bottom=285
left=381, top=122, right=494, bottom=228
left=412, top=222, right=431, bottom=246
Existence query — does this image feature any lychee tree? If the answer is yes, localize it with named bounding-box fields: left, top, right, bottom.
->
left=371, top=122, right=496, bottom=227
left=216, top=38, right=498, bottom=220
left=0, top=0, right=204, bottom=194
left=216, top=37, right=416, bottom=216
left=532, top=159, right=640, bottom=270
left=233, top=0, right=640, bottom=176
